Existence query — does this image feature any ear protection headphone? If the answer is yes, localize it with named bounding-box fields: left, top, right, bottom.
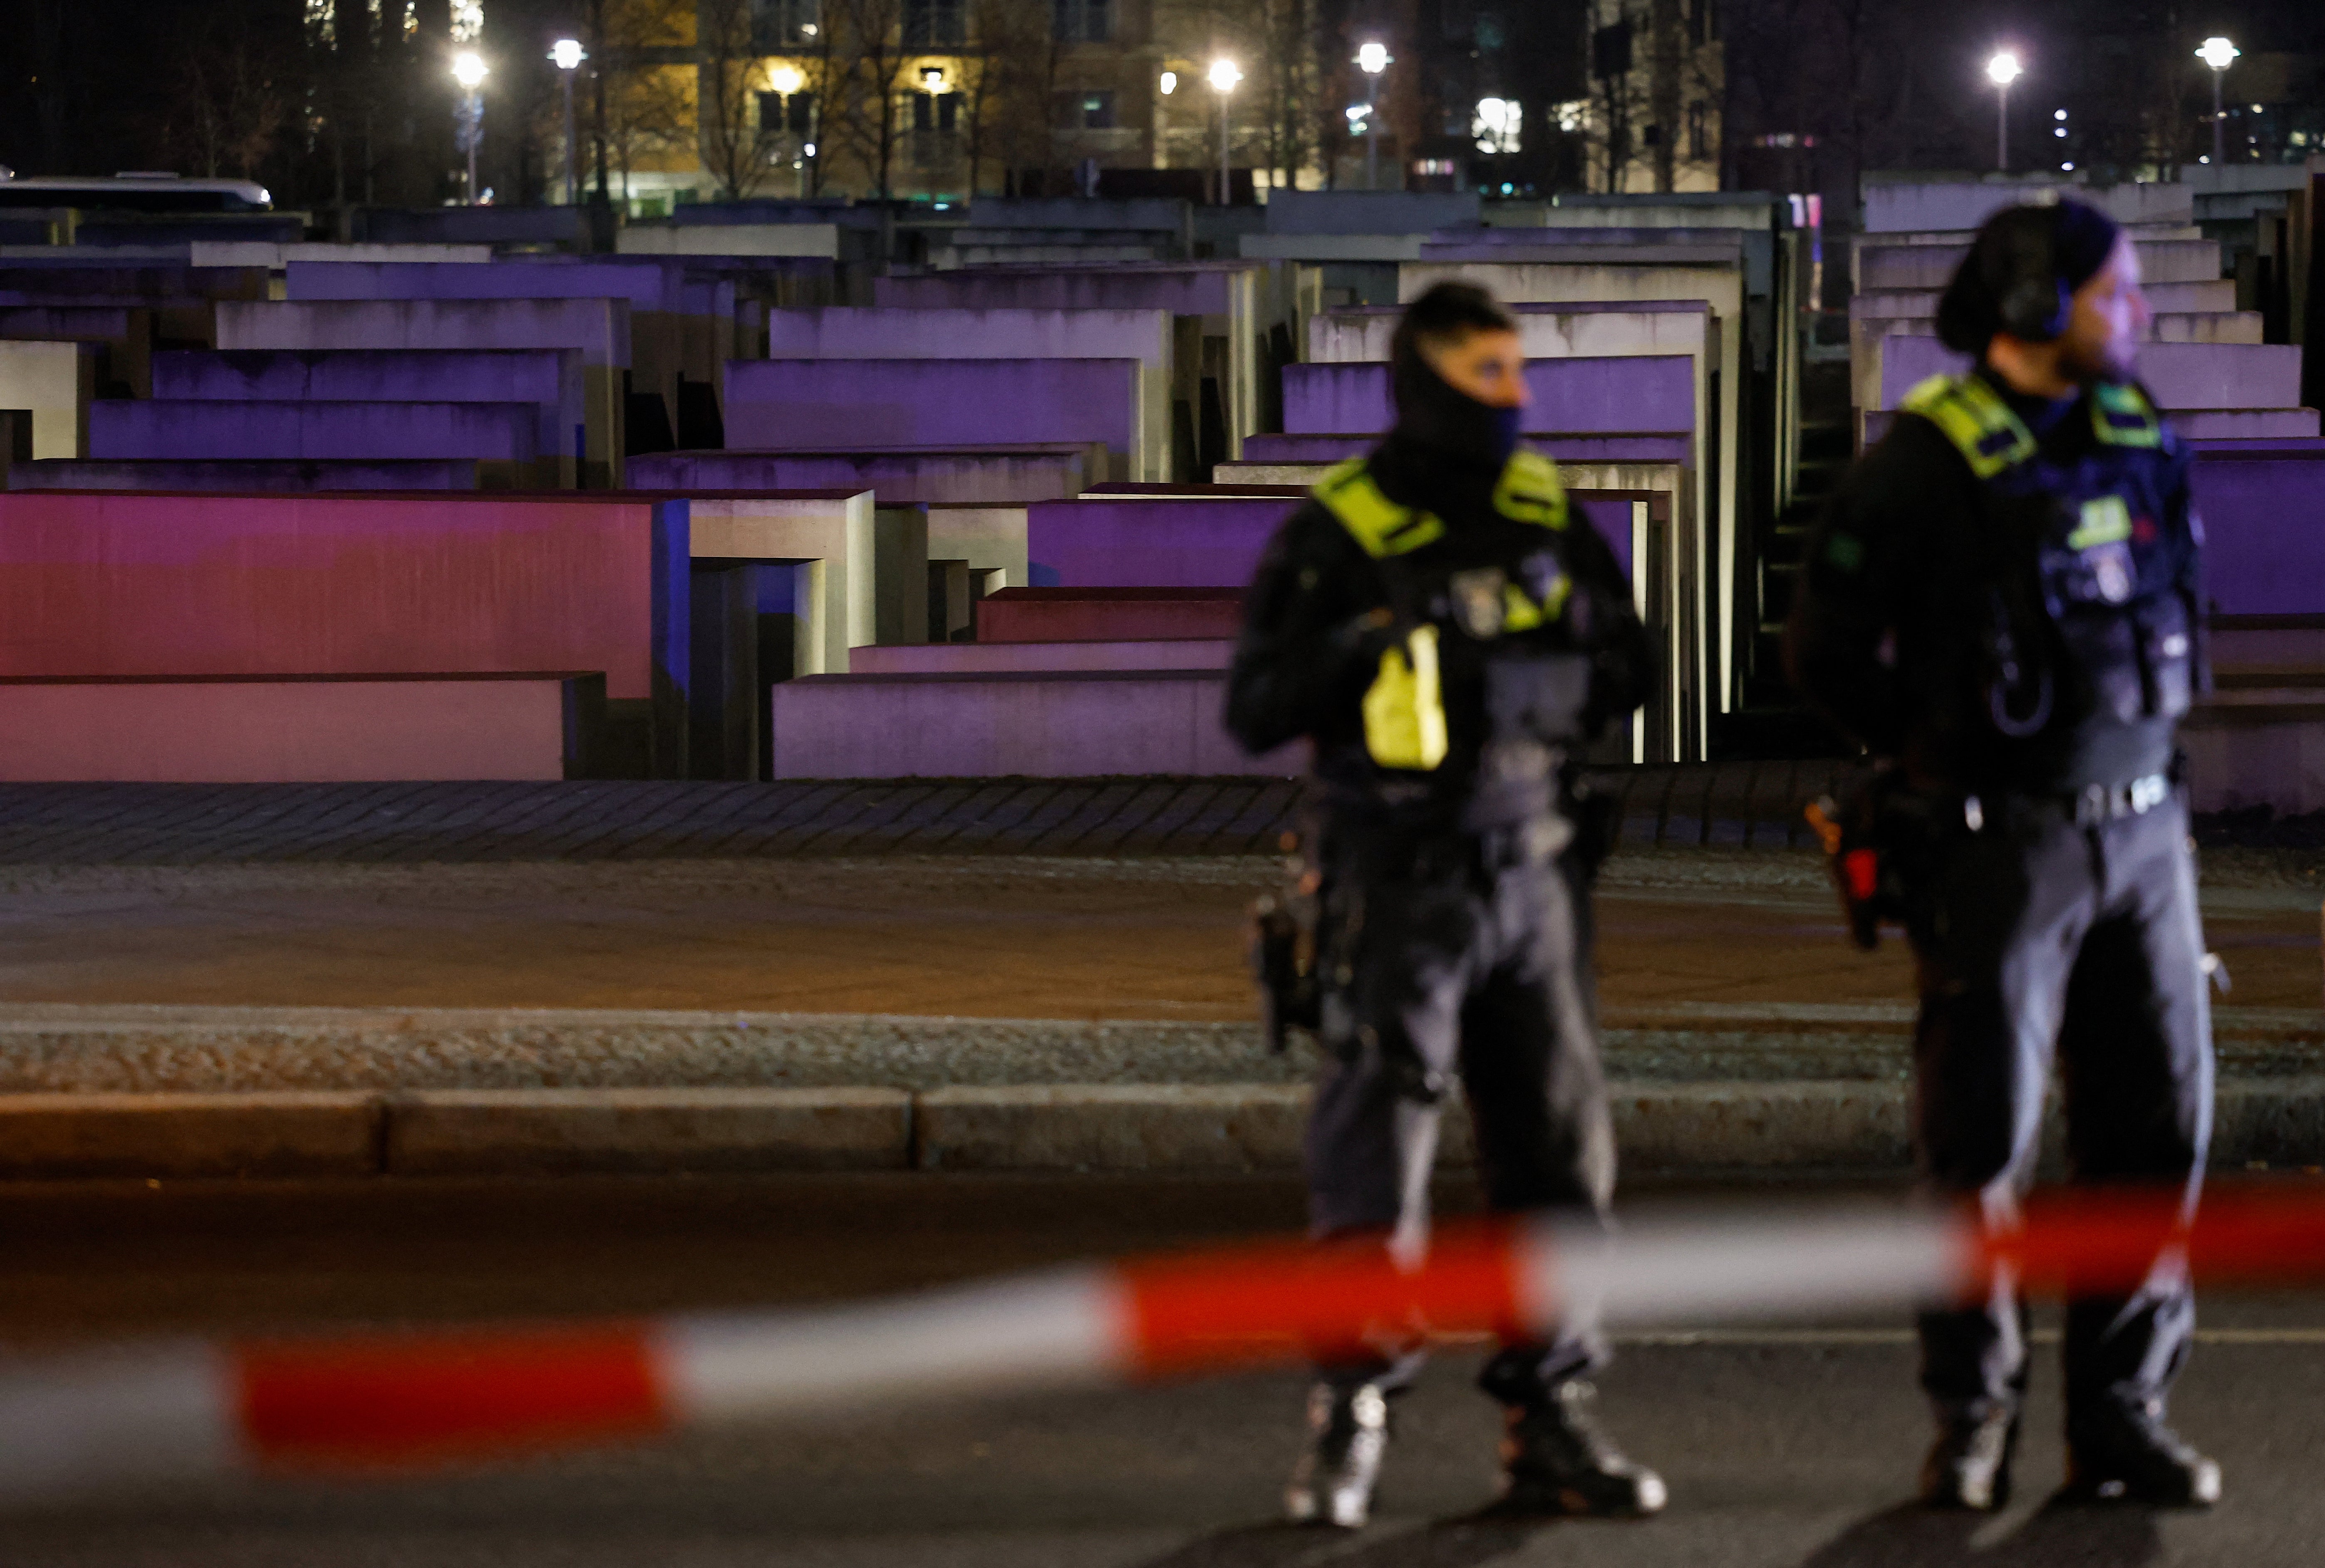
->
left=1988, top=205, right=2072, bottom=343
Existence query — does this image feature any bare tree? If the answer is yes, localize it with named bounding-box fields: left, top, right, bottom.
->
left=587, top=0, right=696, bottom=200
left=825, top=0, right=914, bottom=198
left=698, top=0, right=786, bottom=198
left=157, top=10, right=297, bottom=179
left=1257, top=0, right=1321, bottom=190
left=958, top=0, right=1053, bottom=197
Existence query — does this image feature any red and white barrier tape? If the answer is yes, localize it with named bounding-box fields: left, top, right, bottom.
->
left=3, top=1184, right=2321, bottom=1502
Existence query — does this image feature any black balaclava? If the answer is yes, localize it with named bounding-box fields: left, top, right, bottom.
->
left=1389, top=335, right=1524, bottom=471
left=1372, top=331, right=1524, bottom=522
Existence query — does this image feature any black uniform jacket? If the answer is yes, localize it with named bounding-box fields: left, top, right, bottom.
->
left=1225, top=448, right=1653, bottom=835
left=1787, top=372, right=2204, bottom=794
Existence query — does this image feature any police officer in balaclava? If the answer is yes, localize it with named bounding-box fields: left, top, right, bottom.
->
left=1790, top=201, right=2220, bottom=1511
left=1227, top=282, right=1659, bottom=1528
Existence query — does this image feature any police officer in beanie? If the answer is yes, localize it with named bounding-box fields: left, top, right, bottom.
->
left=1226, top=281, right=1660, bottom=1528
left=1789, top=200, right=2220, bottom=1510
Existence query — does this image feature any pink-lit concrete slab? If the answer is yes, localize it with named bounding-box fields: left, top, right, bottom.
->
left=977, top=589, right=1244, bottom=643
left=0, top=674, right=602, bottom=782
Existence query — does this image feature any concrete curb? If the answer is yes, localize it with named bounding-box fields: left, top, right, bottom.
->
left=0, top=1078, right=2315, bottom=1180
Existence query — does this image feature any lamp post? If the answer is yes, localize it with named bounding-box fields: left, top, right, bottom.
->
left=550, top=40, right=585, bottom=206
left=2196, top=36, right=2238, bottom=166
left=1985, top=51, right=2022, bottom=173
left=452, top=51, right=489, bottom=204
left=1356, top=41, right=1389, bottom=191
left=1208, top=58, right=1240, bottom=206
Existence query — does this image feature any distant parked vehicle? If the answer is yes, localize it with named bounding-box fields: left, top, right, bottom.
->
left=0, top=170, right=272, bottom=213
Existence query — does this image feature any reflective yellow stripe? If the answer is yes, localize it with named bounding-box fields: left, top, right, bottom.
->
left=1901, top=374, right=2035, bottom=478
left=2091, top=381, right=2164, bottom=448
left=1312, top=450, right=1567, bottom=557
left=1313, top=460, right=1444, bottom=556
left=1361, top=625, right=1449, bottom=770
left=1491, top=449, right=1569, bottom=529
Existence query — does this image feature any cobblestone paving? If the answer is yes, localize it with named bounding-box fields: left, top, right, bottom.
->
left=0, top=763, right=1870, bottom=865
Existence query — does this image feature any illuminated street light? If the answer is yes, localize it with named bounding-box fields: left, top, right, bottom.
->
left=549, top=40, right=585, bottom=206
left=1209, top=59, right=1240, bottom=206
left=1985, top=51, right=2021, bottom=172
left=2196, top=36, right=2238, bottom=165
left=1356, top=42, right=1391, bottom=190
left=451, top=52, right=489, bottom=204
left=1159, top=70, right=1177, bottom=95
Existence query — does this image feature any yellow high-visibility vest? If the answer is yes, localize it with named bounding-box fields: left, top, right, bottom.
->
left=1310, top=449, right=1570, bottom=772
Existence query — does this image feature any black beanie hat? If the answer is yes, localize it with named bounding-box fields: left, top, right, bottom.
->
left=1935, top=198, right=2124, bottom=352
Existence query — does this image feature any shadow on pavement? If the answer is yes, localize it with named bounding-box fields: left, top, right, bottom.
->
left=1126, top=1515, right=1546, bottom=1568
left=1800, top=1497, right=2164, bottom=1567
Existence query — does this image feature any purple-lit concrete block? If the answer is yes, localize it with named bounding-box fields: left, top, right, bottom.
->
left=725, top=358, right=1158, bottom=479
left=2191, top=452, right=2325, bottom=616
left=7, top=459, right=478, bottom=491
left=151, top=348, right=585, bottom=486
left=88, top=400, right=540, bottom=481
left=1311, top=302, right=1714, bottom=363
left=281, top=261, right=743, bottom=452
left=1028, top=497, right=1296, bottom=587
left=849, top=639, right=1232, bottom=673
left=1028, top=494, right=1634, bottom=587
left=215, top=297, right=629, bottom=485
left=763, top=306, right=1172, bottom=365
left=769, top=670, right=1299, bottom=778
left=1871, top=335, right=2303, bottom=411
left=627, top=448, right=1093, bottom=503
left=868, top=263, right=1283, bottom=458
left=1283, top=357, right=1696, bottom=436
left=1861, top=238, right=2219, bottom=292
left=0, top=673, right=602, bottom=782
left=1239, top=432, right=1693, bottom=465
left=872, top=267, right=1245, bottom=315
left=284, top=260, right=718, bottom=316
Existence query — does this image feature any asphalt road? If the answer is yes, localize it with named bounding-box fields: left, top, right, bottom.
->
left=0, top=1173, right=2320, bottom=1567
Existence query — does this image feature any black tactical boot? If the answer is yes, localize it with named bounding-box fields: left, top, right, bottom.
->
left=1919, top=1408, right=2020, bottom=1511
left=2065, top=1395, right=2221, bottom=1507
left=1495, top=1381, right=1667, bottom=1517
left=1284, top=1381, right=1389, bottom=1529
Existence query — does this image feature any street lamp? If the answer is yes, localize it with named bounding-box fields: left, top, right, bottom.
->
left=1208, top=58, right=1240, bottom=206
left=1356, top=41, right=1390, bottom=191
left=549, top=40, right=585, bottom=207
left=2196, top=36, right=2238, bottom=166
left=1159, top=71, right=1177, bottom=95
left=1985, top=51, right=2022, bottom=173
left=451, top=51, right=489, bottom=204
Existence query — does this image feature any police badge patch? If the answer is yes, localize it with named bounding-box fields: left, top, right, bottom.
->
left=2087, top=541, right=2134, bottom=604
left=1448, top=567, right=1508, bottom=638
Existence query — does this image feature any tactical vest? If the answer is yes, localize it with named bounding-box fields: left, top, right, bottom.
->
left=1311, top=449, right=1575, bottom=772
left=1901, top=373, right=2196, bottom=745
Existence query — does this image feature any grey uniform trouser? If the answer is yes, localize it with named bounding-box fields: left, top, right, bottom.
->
left=1908, top=794, right=2214, bottom=1422
left=1306, top=826, right=1616, bottom=1407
